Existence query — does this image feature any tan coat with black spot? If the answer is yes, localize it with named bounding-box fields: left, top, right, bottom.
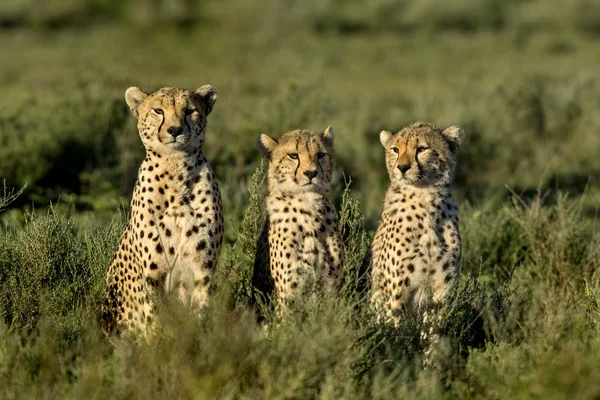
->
left=363, top=121, right=465, bottom=322
left=253, top=128, right=344, bottom=309
left=102, top=86, right=224, bottom=336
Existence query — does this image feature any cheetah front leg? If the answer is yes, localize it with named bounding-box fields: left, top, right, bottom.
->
left=161, top=252, right=214, bottom=317
left=189, top=266, right=212, bottom=311
left=420, top=281, right=454, bottom=368
left=189, top=230, right=222, bottom=314
left=164, top=259, right=212, bottom=315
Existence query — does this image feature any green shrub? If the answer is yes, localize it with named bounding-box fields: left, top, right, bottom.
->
left=0, top=208, right=120, bottom=332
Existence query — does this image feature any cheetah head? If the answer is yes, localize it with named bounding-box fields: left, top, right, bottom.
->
left=125, top=85, right=217, bottom=154
left=258, top=127, right=335, bottom=195
left=380, top=122, right=465, bottom=188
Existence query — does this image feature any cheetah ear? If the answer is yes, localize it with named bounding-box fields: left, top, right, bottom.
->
left=441, top=125, right=465, bottom=153
left=379, top=130, right=393, bottom=147
left=125, top=87, right=148, bottom=119
left=195, top=85, right=218, bottom=115
left=322, top=126, right=334, bottom=147
left=257, top=134, right=278, bottom=157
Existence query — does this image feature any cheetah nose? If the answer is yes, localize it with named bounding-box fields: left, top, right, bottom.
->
left=167, top=126, right=183, bottom=137
left=397, top=164, right=410, bottom=174
left=304, top=170, right=318, bottom=179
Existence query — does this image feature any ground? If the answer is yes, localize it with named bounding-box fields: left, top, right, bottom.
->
left=1, top=0, right=600, bottom=398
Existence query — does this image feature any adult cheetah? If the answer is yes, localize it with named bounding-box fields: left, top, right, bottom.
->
left=363, top=121, right=465, bottom=325
left=102, top=85, right=224, bottom=336
left=253, top=127, right=344, bottom=309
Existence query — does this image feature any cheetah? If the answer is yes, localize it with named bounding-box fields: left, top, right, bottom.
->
left=252, top=127, right=344, bottom=310
left=102, top=85, right=224, bottom=336
left=362, top=121, right=464, bottom=328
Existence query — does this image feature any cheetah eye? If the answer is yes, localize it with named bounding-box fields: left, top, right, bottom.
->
left=391, top=147, right=399, bottom=154
left=288, top=153, right=299, bottom=160
left=317, top=152, right=326, bottom=159
left=184, top=108, right=196, bottom=116
left=416, top=146, right=430, bottom=153
left=152, top=108, right=163, bottom=115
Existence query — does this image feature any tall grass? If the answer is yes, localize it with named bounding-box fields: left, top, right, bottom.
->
left=1, top=175, right=599, bottom=397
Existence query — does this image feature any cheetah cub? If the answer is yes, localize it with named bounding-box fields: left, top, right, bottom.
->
left=364, top=121, right=464, bottom=324
left=253, top=128, right=344, bottom=309
left=102, top=86, right=224, bottom=336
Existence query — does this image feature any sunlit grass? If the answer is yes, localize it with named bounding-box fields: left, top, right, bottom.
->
left=1, top=0, right=600, bottom=397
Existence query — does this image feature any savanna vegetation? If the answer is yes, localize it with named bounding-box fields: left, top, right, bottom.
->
left=1, top=0, right=600, bottom=398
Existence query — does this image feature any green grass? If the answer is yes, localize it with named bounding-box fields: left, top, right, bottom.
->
left=1, top=0, right=600, bottom=397
left=1, top=176, right=599, bottom=399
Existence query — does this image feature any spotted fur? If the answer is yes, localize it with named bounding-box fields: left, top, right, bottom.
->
left=253, top=128, right=344, bottom=307
left=363, top=121, right=465, bottom=321
left=102, top=85, right=224, bottom=336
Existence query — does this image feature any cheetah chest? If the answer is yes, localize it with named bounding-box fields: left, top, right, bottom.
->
left=372, top=189, right=460, bottom=303
left=133, top=173, right=222, bottom=289
left=267, top=194, right=333, bottom=284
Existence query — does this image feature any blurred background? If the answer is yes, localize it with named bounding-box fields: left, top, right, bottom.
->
left=1, top=0, right=600, bottom=232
